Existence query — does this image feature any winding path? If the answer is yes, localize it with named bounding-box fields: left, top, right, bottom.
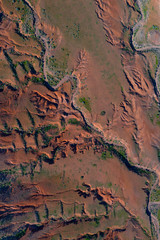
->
left=23, top=0, right=160, bottom=238
left=132, top=1, right=160, bottom=238
left=24, top=0, right=71, bottom=90
left=132, top=0, right=160, bottom=97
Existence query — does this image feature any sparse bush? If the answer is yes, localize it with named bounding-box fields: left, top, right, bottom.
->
left=82, top=125, right=92, bottom=133
left=26, top=108, right=35, bottom=126
left=68, top=118, right=80, bottom=125
left=0, top=81, right=4, bottom=91
left=30, top=76, right=44, bottom=84
left=3, top=50, right=19, bottom=81
left=15, top=229, right=27, bottom=239
left=101, top=152, right=107, bottom=160
left=100, top=110, right=106, bottom=116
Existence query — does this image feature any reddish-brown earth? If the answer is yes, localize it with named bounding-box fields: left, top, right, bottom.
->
left=0, top=0, right=159, bottom=239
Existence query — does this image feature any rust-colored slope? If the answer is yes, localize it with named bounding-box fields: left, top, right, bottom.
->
left=0, top=0, right=159, bottom=239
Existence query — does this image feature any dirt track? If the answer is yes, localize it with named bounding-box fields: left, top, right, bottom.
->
left=23, top=1, right=160, bottom=238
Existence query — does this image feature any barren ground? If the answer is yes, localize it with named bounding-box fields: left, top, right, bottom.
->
left=0, top=0, right=159, bottom=239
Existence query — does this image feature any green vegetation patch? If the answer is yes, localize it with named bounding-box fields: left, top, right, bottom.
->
left=47, top=48, right=70, bottom=83
left=41, top=124, right=58, bottom=132
left=100, top=110, right=106, bottom=116
left=149, top=25, right=160, bottom=31
left=35, top=124, right=59, bottom=147
left=30, top=76, right=45, bottom=84
left=79, top=97, right=91, bottom=112
left=0, top=228, right=27, bottom=240
left=14, top=228, right=27, bottom=240
left=133, top=28, right=139, bottom=37
left=20, top=60, right=36, bottom=74
left=101, top=151, right=112, bottom=160
left=4, top=0, right=35, bottom=35
left=151, top=186, right=160, bottom=202
left=66, top=22, right=80, bottom=39
left=116, top=146, right=127, bottom=158
left=155, top=55, right=159, bottom=71
left=82, top=124, right=92, bottom=133
left=47, top=73, right=60, bottom=86
left=90, top=217, right=100, bottom=228
left=3, top=50, right=19, bottom=82
left=68, top=118, right=80, bottom=125
left=134, top=2, right=140, bottom=12
left=0, top=81, right=4, bottom=91
left=142, top=4, right=148, bottom=19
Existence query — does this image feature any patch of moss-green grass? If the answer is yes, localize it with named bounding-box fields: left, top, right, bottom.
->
left=68, top=118, right=80, bottom=125
left=101, top=151, right=112, bottom=160
left=47, top=48, right=70, bottom=81
left=151, top=186, right=160, bottom=202
left=79, top=97, right=91, bottom=112
left=149, top=25, right=160, bottom=31
left=142, top=5, right=148, bottom=19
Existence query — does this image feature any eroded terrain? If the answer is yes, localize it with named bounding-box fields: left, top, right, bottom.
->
left=0, top=0, right=159, bottom=239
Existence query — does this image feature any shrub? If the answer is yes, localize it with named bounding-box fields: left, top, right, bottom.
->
left=101, top=152, right=107, bottom=160
left=68, top=118, right=80, bottom=125
left=100, top=110, right=106, bottom=116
